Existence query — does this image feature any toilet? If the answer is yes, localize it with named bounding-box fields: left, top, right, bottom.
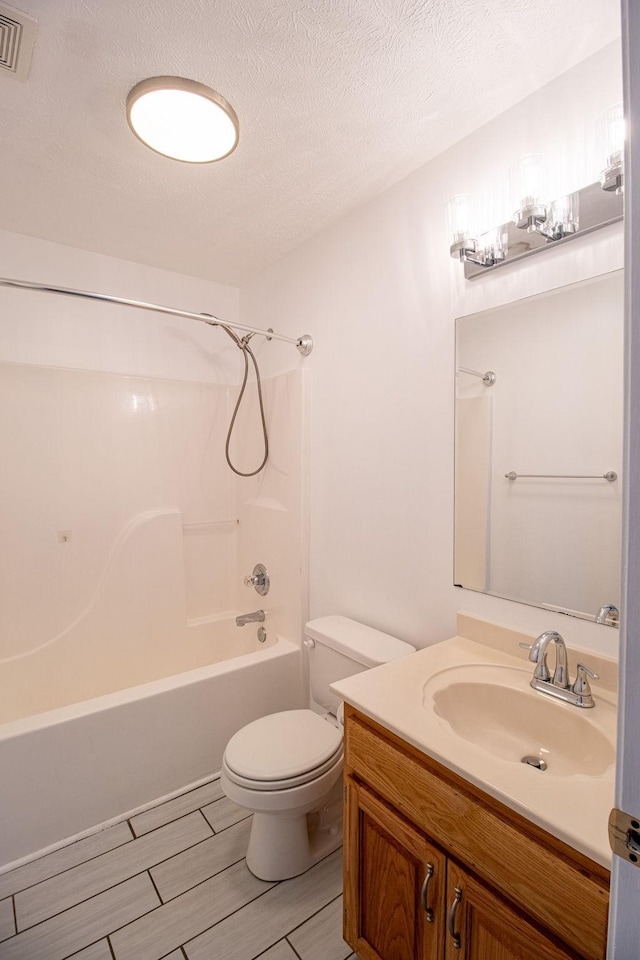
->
left=221, top=615, right=415, bottom=880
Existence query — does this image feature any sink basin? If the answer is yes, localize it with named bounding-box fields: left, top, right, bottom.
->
left=423, top=664, right=615, bottom=777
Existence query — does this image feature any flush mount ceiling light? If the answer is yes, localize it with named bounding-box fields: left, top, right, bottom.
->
left=126, top=77, right=239, bottom=163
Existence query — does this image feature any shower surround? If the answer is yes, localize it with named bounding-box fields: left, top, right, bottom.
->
left=0, top=359, right=308, bottom=868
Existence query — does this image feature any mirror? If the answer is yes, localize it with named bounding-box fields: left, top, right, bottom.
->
left=454, top=271, right=623, bottom=625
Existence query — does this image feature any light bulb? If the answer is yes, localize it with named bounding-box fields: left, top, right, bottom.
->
left=545, top=194, right=579, bottom=240
left=446, top=194, right=475, bottom=244
left=510, top=154, right=549, bottom=229
left=478, top=228, right=507, bottom=266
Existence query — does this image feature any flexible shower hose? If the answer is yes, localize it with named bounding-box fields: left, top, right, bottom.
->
left=219, top=324, right=269, bottom=477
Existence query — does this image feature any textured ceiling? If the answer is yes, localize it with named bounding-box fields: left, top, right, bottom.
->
left=0, top=0, right=620, bottom=286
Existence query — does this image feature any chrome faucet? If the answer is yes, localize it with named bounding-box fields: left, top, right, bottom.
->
left=519, top=630, right=598, bottom=708
left=595, top=604, right=619, bottom=626
left=236, top=609, right=265, bottom=627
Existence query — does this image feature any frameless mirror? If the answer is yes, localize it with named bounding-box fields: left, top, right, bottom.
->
left=454, top=271, right=623, bottom=625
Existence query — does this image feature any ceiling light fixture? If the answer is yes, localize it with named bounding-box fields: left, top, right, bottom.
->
left=126, top=77, right=239, bottom=163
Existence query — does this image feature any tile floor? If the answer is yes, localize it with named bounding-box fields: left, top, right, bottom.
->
left=0, top=777, right=355, bottom=960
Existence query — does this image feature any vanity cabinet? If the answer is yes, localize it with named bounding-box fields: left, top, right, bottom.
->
left=343, top=705, right=610, bottom=960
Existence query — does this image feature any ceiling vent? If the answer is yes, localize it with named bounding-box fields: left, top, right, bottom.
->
left=0, top=3, right=37, bottom=82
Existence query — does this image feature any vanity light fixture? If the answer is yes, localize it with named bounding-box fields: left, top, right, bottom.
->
left=447, top=179, right=621, bottom=279
left=126, top=77, right=239, bottom=163
left=447, top=105, right=625, bottom=279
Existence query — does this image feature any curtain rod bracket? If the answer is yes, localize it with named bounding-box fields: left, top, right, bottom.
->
left=296, top=335, right=313, bottom=356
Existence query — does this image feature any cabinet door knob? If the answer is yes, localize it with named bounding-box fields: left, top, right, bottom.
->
left=448, top=886, right=463, bottom=950
left=420, top=862, right=434, bottom=922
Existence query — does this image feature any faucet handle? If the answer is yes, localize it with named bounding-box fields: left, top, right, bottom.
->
left=518, top=642, right=532, bottom=651
left=572, top=663, right=599, bottom=704
left=572, top=663, right=599, bottom=701
left=576, top=662, right=598, bottom=679
left=243, top=563, right=270, bottom=596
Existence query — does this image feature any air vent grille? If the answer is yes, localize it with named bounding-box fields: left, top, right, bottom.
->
left=0, top=4, right=36, bottom=81
left=0, top=14, right=22, bottom=72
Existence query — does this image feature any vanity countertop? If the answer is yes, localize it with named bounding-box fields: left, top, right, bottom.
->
left=331, top=615, right=617, bottom=868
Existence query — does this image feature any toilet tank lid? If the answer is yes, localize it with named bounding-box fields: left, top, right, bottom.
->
left=304, top=615, right=415, bottom=667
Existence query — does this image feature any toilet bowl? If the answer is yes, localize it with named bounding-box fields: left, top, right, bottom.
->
left=221, top=616, right=415, bottom=881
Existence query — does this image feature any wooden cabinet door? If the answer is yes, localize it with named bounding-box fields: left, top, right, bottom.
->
left=444, top=861, right=577, bottom=960
left=344, top=779, right=446, bottom=960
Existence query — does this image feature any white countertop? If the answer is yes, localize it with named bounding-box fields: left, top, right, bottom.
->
left=331, top=624, right=617, bottom=868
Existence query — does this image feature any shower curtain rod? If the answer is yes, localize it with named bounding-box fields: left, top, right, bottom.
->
left=0, top=275, right=314, bottom=356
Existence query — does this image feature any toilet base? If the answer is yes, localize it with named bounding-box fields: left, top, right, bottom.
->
left=245, top=782, right=343, bottom=881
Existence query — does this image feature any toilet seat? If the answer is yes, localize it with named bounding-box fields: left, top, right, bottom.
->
left=223, top=745, right=343, bottom=792
left=223, top=709, right=343, bottom=791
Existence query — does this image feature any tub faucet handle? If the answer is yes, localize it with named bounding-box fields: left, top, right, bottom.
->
left=243, top=563, right=270, bottom=596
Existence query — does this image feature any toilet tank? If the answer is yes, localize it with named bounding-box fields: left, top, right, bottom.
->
left=304, top=615, right=415, bottom=714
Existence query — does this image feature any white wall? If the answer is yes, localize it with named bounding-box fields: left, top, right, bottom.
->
left=240, top=41, right=624, bottom=657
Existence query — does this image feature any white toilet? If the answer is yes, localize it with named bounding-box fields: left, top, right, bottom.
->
left=221, top=615, right=415, bottom=880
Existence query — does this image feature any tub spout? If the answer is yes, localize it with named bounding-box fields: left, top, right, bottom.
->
left=236, top=609, right=265, bottom=627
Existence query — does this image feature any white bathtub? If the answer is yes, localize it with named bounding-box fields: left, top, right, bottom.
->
left=0, top=627, right=303, bottom=869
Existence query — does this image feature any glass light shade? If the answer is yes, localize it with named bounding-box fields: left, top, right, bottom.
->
left=597, top=102, right=625, bottom=170
left=446, top=194, right=475, bottom=244
left=509, top=153, right=548, bottom=216
left=478, top=227, right=507, bottom=266
left=127, top=77, right=239, bottom=163
left=546, top=193, right=579, bottom=239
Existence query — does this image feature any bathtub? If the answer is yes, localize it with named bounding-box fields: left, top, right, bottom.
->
left=0, top=625, right=303, bottom=869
